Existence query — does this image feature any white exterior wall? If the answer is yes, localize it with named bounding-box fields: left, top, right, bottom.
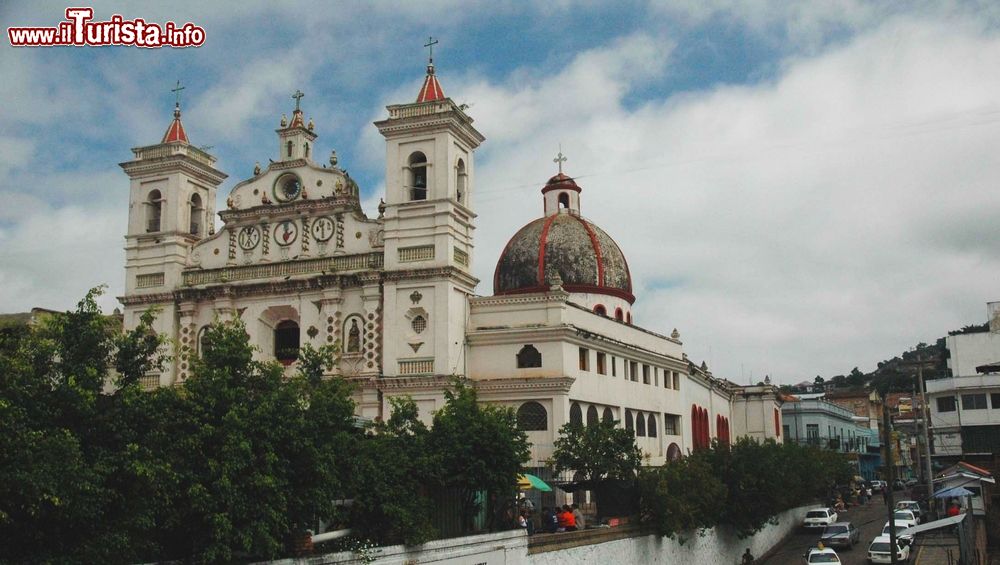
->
left=927, top=373, right=1000, bottom=456
left=287, top=504, right=815, bottom=565
left=946, top=331, right=1000, bottom=378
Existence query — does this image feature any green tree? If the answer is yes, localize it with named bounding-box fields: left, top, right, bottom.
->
left=147, top=319, right=358, bottom=563
left=350, top=396, right=437, bottom=545
left=428, top=379, right=530, bottom=533
left=638, top=451, right=726, bottom=540
left=552, top=419, right=642, bottom=483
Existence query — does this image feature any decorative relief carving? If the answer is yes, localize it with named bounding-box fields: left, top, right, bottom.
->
left=261, top=222, right=270, bottom=256
left=228, top=230, right=237, bottom=261
left=368, top=228, right=384, bottom=248
left=335, top=213, right=345, bottom=249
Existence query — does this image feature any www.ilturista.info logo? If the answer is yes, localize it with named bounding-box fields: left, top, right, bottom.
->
left=8, top=8, right=206, bottom=48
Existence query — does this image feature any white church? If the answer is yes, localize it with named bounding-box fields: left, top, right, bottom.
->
left=119, top=57, right=781, bottom=470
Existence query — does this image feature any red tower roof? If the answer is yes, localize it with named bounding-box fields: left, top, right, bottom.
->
left=161, top=105, right=189, bottom=144
left=288, top=108, right=306, bottom=129
left=416, top=64, right=445, bottom=103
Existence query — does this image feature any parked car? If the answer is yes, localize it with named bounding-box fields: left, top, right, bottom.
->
left=895, top=500, right=923, bottom=523
left=820, top=522, right=860, bottom=549
left=904, top=478, right=919, bottom=488
left=893, top=479, right=905, bottom=491
left=804, top=546, right=842, bottom=563
left=803, top=508, right=839, bottom=530
left=867, top=535, right=911, bottom=563
left=869, top=480, right=886, bottom=493
left=882, top=521, right=915, bottom=545
left=890, top=510, right=919, bottom=529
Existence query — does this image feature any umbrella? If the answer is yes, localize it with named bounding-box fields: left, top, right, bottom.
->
left=517, top=473, right=552, bottom=492
left=933, top=486, right=973, bottom=498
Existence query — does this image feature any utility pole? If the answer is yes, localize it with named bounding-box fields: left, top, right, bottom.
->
left=916, top=363, right=935, bottom=510
left=881, top=396, right=899, bottom=565
left=903, top=358, right=936, bottom=513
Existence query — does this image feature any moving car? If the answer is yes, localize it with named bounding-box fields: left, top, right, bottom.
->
left=820, top=522, right=860, bottom=549
left=805, top=546, right=842, bottom=563
left=867, top=535, right=910, bottom=563
left=882, top=521, right=915, bottom=545
left=895, top=500, right=923, bottom=522
left=803, top=508, right=839, bottom=530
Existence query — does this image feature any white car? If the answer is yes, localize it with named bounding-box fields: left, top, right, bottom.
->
left=803, top=508, right=838, bottom=530
left=804, top=546, right=841, bottom=563
left=868, top=535, right=910, bottom=563
left=870, top=480, right=886, bottom=492
left=882, top=521, right=915, bottom=544
left=895, top=500, right=923, bottom=522
left=890, top=509, right=918, bottom=529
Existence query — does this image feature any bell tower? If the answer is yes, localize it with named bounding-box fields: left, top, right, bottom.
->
left=119, top=88, right=227, bottom=383
left=375, top=43, right=485, bottom=380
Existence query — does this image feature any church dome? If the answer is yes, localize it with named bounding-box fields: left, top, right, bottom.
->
left=493, top=173, right=634, bottom=304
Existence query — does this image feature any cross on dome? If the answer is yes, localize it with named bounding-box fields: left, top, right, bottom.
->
left=553, top=146, right=567, bottom=175
left=162, top=79, right=189, bottom=144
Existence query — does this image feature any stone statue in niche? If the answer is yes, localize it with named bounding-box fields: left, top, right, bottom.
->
left=347, top=319, right=361, bottom=353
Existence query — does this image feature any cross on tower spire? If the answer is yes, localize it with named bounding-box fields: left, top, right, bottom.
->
left=292, top=89, right=305, bottom=112
left=171, top=80, right=185, bottom=110
left=424, top=36, right=439, bottom=65
left=553, top=145, right=567, bottom=175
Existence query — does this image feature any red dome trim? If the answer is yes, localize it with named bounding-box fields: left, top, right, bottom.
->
left=536, top=214, right=559, bottom=286
left=416, top=65, right=446, bottom=103
left=575, top=215, right=605, bottom=287
left=161, top=109, right=189, bottom=144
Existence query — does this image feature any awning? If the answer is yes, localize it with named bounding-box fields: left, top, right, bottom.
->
left=517, top=473, right=552, bottom=492
left=898, top=514, right=965, bottom=537
left=934, top=486, right=974, bottom=498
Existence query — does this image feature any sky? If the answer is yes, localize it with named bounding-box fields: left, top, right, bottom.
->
left=2, top=0, right=1000, bottom=385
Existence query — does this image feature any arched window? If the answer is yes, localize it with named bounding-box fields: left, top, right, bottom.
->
left=274, top=320, right=300, bottom=364
left=774, top=408, right=781, bottom=437
left=667, top=443, right=682, bottom=462
left=614, top=308, right=624, bottom=322
left=602, top=407, right=614, bottom=424
left=593, top=304, right=607, bottom=316
left=189, top=193, right=203, bottom=235
left=625, top=409, right=634, bottom=434
left=586, top=405, right=599, bottom=427
left=517, top=402, right=548, bottom=431
left=636, top=412, right=646, bottom=436
left=456, top=158, right=467, bottom=204
left=304, top=142, right=310, bottom=159
left=146, top=189, right=162, bottom=232
left=409, top=152, right=428, bottom=201
left=558, top=192, right=569, bottom=209
left=691, top=405, right=700, bottom=449
left=286, top=140, right=293, bottom=158
left=516, top=344, right=542, bottom=368
left=569, top=402, right=583, bottom=427
left=647, top=414, right=657, bottom=438
left=626, top=312, right=632, bottom=324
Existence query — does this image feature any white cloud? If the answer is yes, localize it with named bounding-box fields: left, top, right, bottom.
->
left=438, top=16, right=1000, bottom=383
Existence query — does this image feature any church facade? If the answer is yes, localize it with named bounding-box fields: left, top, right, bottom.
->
left=119, top=60, right=759, bottom=468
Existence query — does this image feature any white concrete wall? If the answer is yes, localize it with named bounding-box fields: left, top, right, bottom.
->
left=293, top=505, right=813, bottom=565
left=946, top=331, right=1000, bottom=378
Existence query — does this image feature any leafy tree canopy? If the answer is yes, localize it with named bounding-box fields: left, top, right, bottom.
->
left=552, top=419, right=642, bottom=483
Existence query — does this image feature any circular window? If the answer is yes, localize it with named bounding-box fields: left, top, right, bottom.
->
left=411, top=315, right=427, bottom=334
left=274, top=173, right=302, bottom=202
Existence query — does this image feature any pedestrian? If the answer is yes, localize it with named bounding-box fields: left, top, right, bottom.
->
left=946, top=501, right=961, bottom=517
left=866, top=486, right=872, bottom=504
left=524, top=509, right=535, bottom=535
left=560, top=504, right=577, bottom=532
left=572, top=503, right=586, bottom=530
left=542, top=507, right=558, bottom=533
left=741, top=548, right=755, bottom=565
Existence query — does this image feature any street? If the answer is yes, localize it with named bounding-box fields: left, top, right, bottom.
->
left=761, top=495, right=905, bottom=565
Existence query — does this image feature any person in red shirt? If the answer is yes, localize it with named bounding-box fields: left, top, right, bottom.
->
left=946, top=501, right=961, bottom=517
left=559, top=504, right=577, bottom=531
